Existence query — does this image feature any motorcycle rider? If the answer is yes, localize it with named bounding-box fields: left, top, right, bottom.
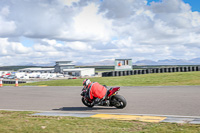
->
left=83, top=79, right=107, bottom=105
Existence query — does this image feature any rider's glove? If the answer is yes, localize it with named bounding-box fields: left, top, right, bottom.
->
left=81, top=92, right=85, bottom=96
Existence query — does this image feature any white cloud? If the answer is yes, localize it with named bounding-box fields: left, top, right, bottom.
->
left=0, top=6, right=16, bottom=36
left=72, top=3, right=113, bottom=41
left=0, top=38, right=30, bottom=55
left=57, top=2, right=113, bottom=42
left=59, top=0, right=80, bottom=6
left=65, top=41, right=93, bottom=51
left=150, top=0, right=191, bottom=13
left=0, top=6, right=10, bottom=16
left=0, top=0, right=200, bottom=65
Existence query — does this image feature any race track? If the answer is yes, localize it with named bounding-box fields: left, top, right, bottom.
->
left=1, top=86, right=200, bottom=116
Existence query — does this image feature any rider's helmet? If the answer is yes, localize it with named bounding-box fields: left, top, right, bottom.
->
left=83, top=79, right=91, bottom=86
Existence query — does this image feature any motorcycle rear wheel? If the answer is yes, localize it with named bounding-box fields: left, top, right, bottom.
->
left=110, top=95, right=127, bottom=109
left=81, top=97, right=94, bottom=108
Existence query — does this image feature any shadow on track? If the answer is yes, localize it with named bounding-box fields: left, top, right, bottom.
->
left=53, top=107, right=117, bottom=111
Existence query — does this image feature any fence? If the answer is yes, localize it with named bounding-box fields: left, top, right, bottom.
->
left=2, top=80, right=26, bottom=84
left=102, top=66, right=200, bottom=77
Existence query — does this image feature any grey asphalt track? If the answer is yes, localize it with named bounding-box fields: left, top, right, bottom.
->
left=0, top=86, right=200, bottom=117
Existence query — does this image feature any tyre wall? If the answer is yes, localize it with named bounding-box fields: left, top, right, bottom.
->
left=102, top=66, right=200, bottom=77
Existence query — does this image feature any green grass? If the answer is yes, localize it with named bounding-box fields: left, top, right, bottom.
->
left=18, top=71, right=200, bottom=86
left=0, top=111, right=200, bottom=133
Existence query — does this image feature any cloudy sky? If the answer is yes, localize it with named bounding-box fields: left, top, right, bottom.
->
left=0, top=0, right=200, bottom=66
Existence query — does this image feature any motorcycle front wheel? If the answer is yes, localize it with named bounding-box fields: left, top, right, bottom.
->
left=81, top=97, right=94, bottom=108
left=110, top=95, right=127, bottom=109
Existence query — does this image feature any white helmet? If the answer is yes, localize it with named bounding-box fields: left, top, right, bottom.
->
left=83, top=79, right=91, bottom=86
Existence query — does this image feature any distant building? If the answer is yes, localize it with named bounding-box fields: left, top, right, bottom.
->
left=18, top=67, right=54, bottom=73
left=54, top=61, right=75, bottom=73
left=63, top=68, right=95, bottom=77
left=18, top=61, right=95, bottom=77
left=114, top=59, right=132, bottom=71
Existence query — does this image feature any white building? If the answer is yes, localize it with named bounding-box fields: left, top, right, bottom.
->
left=63, top=68, right=95, bottom=77
left=18, top=68, right=55, bottom=73
left=54, top=61, right=75, bottom=73
left=17, top=61, right=95, bottom=77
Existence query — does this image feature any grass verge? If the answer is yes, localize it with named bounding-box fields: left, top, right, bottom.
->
left=17, top=71, right=200, bottom=86
left=0, top=111, right=200, bottom=133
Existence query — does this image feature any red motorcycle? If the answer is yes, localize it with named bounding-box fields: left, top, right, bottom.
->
left=81, top=86, right=127, bottom=109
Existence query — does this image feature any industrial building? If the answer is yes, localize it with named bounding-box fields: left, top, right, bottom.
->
left=54, top=61, right=75, bottom=73
left=18, top=61, right=95, bottom=77
left=62, top=68, right=95, bottom=77
left=18, top=68, right=54, bottom=73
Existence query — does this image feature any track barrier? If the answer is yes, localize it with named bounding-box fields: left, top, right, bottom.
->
left=15, top=79, right=19, bottom=87
left=102, top=66, right=200, bottom=77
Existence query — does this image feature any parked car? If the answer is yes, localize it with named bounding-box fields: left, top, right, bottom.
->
left=7, top=75, right=16, bottom=79
left=1, top=75, right=9, bottom=79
